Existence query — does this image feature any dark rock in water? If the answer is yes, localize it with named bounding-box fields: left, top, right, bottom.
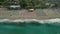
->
left=29, top=21, right=42, bottom=26
left=19, top=22, right=27, bottom=26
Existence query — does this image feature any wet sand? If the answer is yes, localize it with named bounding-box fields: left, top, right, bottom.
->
left=0, top=8, right=60, bottom=20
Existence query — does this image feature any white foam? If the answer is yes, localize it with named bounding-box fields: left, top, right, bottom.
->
left=0, top=18, right=60, bottom=24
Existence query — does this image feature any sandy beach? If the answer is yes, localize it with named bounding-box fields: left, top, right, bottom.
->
left=0, top=8, right=60, bottom=20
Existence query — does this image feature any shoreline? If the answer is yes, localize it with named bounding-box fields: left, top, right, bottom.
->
left=0, top=18, right=60, bottom=24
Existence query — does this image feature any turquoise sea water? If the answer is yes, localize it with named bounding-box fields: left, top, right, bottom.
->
left=0, top=19, right=60, bottom=34
left=0, top=22, right=60, bottom=34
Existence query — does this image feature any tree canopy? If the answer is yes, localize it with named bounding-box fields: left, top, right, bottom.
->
left=0, top=0, right=59, bottom=8
left=20, top=0, right=47, bottom=8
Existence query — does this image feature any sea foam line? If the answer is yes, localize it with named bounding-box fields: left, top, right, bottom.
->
left=0, top=18, right=60, bottom=24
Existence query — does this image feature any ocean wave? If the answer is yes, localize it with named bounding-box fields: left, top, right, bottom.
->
left=0, top=18, right=60, bottom=24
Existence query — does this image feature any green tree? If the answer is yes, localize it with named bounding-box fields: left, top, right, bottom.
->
left=20, top=0, right=46, bottom=9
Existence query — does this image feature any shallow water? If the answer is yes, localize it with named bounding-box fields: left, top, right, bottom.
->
left=0, top=19, right=60, bottom=34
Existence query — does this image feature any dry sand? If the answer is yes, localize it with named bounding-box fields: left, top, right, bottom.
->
left=0, top=8, right=60, bottom=20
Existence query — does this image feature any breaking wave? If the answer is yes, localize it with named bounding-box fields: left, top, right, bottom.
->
left=0, top=18, right=60, bottom=24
